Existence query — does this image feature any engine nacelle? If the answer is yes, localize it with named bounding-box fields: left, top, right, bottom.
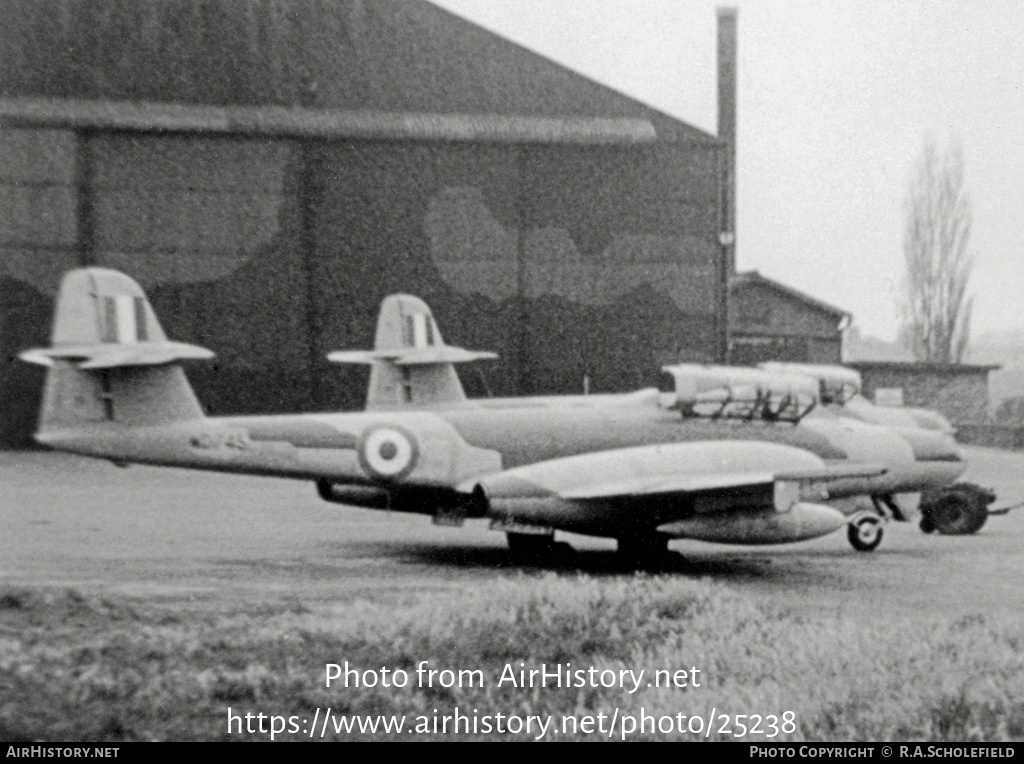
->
left=656, top=501, right=846, bottom=544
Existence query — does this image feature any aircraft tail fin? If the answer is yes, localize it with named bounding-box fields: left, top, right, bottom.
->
left=328, top=294, right=496, bottom=409
left=19, top=268, right=212, bottom=436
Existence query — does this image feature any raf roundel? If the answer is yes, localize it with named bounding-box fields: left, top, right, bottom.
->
left=358, top=426, right=419, bottom=481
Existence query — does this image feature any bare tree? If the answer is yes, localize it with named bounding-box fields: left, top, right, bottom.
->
left=901, top=138, right=973, bottom=363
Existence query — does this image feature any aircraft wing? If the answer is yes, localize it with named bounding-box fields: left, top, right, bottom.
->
left=558, top=470, right=778, bottom=500
left=471, top=445, right=887, bottom=504
left=470, top=442, right=885, bottom=544
left=558, top=462, right=886, bottom=501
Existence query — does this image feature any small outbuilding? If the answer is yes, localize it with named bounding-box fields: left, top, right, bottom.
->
left=848, top=361, right=1000, bottom=425
left=728, top=270, right=850, bottom=366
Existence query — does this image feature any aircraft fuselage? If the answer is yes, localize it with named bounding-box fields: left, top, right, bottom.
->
left=40, top=388, right=965, bottom=507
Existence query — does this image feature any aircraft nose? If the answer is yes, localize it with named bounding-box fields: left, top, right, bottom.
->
left=800, top=414, right=916, bottom=468
left=894, top=427, right=963, bottom=463
left=889, top=427, right=968, bottom=487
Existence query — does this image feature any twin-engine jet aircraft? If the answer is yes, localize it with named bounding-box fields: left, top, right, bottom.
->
left=756, top=361, right=995, bottom=535
left=20, top=269, right=966, bottom=563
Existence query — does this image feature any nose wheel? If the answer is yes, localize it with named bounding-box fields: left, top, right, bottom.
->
left=847, top=514, right=883, bottom=552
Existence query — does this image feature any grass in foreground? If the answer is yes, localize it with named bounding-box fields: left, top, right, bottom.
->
left=1, top=577, right=1022, bottom=741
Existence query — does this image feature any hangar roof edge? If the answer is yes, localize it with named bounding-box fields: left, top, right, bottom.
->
left=0, top=0, right=717, bottom=145
left=0, top=97, right=674, bottom=146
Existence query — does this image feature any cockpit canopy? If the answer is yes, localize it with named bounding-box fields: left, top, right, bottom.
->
left=758, top=362, right=862, bottom=405
left=662, top=364, right=819, bottom=423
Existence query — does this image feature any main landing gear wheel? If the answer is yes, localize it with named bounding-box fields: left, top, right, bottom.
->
left=616, top=535, right=676, bottom=570
left=847, top=516, right=883, bottom=552
left=506, top=533, right=568, bottom=566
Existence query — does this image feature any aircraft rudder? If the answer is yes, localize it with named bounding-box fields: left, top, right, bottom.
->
left=50, top=267, right=170, bottom=347
left=374, top=293, right=444, bottom=351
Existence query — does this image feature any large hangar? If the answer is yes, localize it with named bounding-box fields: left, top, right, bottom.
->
left=0, top=0, right=728, bottom=447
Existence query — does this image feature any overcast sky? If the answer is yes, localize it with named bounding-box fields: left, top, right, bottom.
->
left=429, top=0, right=1024, bottom=341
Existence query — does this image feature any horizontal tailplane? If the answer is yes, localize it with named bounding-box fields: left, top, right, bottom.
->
left=328, top=294, right=495, bottom=409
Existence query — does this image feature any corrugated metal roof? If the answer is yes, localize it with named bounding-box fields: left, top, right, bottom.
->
left=0, top=97, right=657, bottom=144
left=0, top=0, right=715, bottom=144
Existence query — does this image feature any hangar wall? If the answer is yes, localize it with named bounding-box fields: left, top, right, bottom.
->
left=0, top=0, right=727, bottom=446
left=1, top=125, right=723, bottom=445
left=310, top=139, right=722, bottom=406
left=1, top=127, right=78, bottom=445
